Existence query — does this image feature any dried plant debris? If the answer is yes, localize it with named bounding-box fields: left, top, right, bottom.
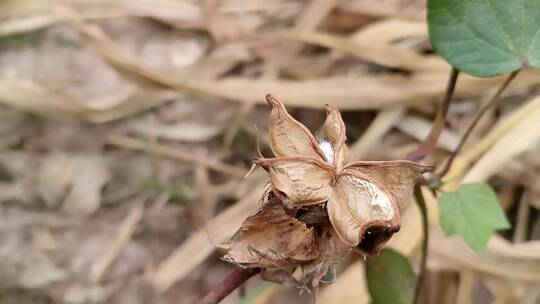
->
left=223, top=95, right=432, bottom=294
left=222, top=194, right=319, bottom=269
left=223, top=192, right=349, bottom=296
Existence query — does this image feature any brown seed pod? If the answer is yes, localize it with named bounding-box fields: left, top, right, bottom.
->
left=223, top=94, right=433, bottom=292
left=259, top=94, right=432, bottom=254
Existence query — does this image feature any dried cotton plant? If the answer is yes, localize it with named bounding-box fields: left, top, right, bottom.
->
left=221, top=95, right=432, bottom=298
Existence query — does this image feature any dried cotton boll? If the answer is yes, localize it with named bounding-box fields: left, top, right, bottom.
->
left=258, top=95, right=431, bottom=253
left=223, top=95, right=432, bottom=295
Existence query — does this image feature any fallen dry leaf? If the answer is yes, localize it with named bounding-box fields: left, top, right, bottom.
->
left=37, top=153, right=110, bottom=215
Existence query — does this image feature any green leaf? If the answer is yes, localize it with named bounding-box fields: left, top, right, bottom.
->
left=366, top=249, right=416, bottom=304
left=428, top=0, right=540, bottom=77
left=439, top=183, right=511, bottom=253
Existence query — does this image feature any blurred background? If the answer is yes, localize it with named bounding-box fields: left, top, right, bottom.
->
left=1, top=0, right=540, bottom=303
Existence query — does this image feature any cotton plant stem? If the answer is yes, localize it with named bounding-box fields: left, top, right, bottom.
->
left=403, top=68, right=460, bottom=301
left=408, top=69, right=520, bottom=304
left=198, top=268, right=261, bottom=304
left=439, top=70, right=520, bottom=177
left=408, top=69, right=519, bottom=303
left=412, top=186, right=428, bottom=304
left=407, top=68, right=460, bottom=161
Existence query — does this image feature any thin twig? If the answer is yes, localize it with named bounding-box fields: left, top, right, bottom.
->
left=407, top=68, right=459, bottom=161
left=412, top=186, right=428, bottom=304
left=90, top=200, right=144, bottom=282
left=107, top=134, right=246, bottom=178
left=198, top=268, right=261, bottom=304
left=439, top=70, right=520, bottom=177
left=403, top=69, right=458, bottom=303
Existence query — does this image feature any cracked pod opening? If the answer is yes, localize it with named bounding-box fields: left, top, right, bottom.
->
left=356, top=223, right=401, bottom=256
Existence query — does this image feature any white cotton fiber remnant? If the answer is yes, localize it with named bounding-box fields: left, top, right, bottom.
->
left=319, top=140, right=334, bottom=164
left=368, top=182, right=393, bottom=219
